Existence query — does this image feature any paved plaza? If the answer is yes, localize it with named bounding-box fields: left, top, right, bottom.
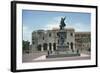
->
left=22, top=51, right=90, bottom=63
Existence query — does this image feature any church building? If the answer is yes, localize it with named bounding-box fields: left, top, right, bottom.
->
left=32, top=28, right=91, bottom=52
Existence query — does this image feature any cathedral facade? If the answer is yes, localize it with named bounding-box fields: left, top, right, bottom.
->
left=32, top=28, right=91, bottom=52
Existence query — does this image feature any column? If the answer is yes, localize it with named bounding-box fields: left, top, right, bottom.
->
left=69, top=42, right=71, bottom=51
left=47, top=44, right=49, bottom=51
left=51, top=43, right=54, bottom=51
left=41, top=45, right=44, bottom=51
left=73, top=42, right=76, bottom=51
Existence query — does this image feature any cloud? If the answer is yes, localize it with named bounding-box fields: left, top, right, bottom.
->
left=64, top=23, right=90, bottom=32
left=43, top=16, right=61, bottom=30
left=43, top=16, right=90, bottom=32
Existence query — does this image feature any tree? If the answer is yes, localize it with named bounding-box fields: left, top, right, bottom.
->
left=23, top=40, right=30, bottom=53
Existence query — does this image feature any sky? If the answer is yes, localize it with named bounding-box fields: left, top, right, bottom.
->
left=22, top=10, right=91, bottom=43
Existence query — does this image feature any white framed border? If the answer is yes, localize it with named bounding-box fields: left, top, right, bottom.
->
left=13, top=1, right=97, bottom=71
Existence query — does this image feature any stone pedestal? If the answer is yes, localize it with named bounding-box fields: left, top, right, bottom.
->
left=56, top=30, right=68, bottom=52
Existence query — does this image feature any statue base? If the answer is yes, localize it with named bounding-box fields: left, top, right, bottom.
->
left=46, top=51, right=80, bottom=58
left=57, top=45, right=69, bottom=51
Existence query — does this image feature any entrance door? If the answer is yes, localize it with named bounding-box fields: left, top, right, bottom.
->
left=53, top=43, right=56, bottom=51
left=37, top=44, right=41, bottom=51
left=43, top=43, right=48, bottom=51
left=49, top=43, right=52, bottom=51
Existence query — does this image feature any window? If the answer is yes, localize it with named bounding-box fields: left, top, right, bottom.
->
left=49, top=33, right=51, bottom=37
left=32, top=41, right=34, bottom=44
left=67, top=42, right=69, bottom=45
left=70, top=33, right=73, bottom=36
left=70, top=42, right=74, bottom=52
left=32, top=37, right=34, bottom=40
left=43, top=37, right=44, bottom=40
